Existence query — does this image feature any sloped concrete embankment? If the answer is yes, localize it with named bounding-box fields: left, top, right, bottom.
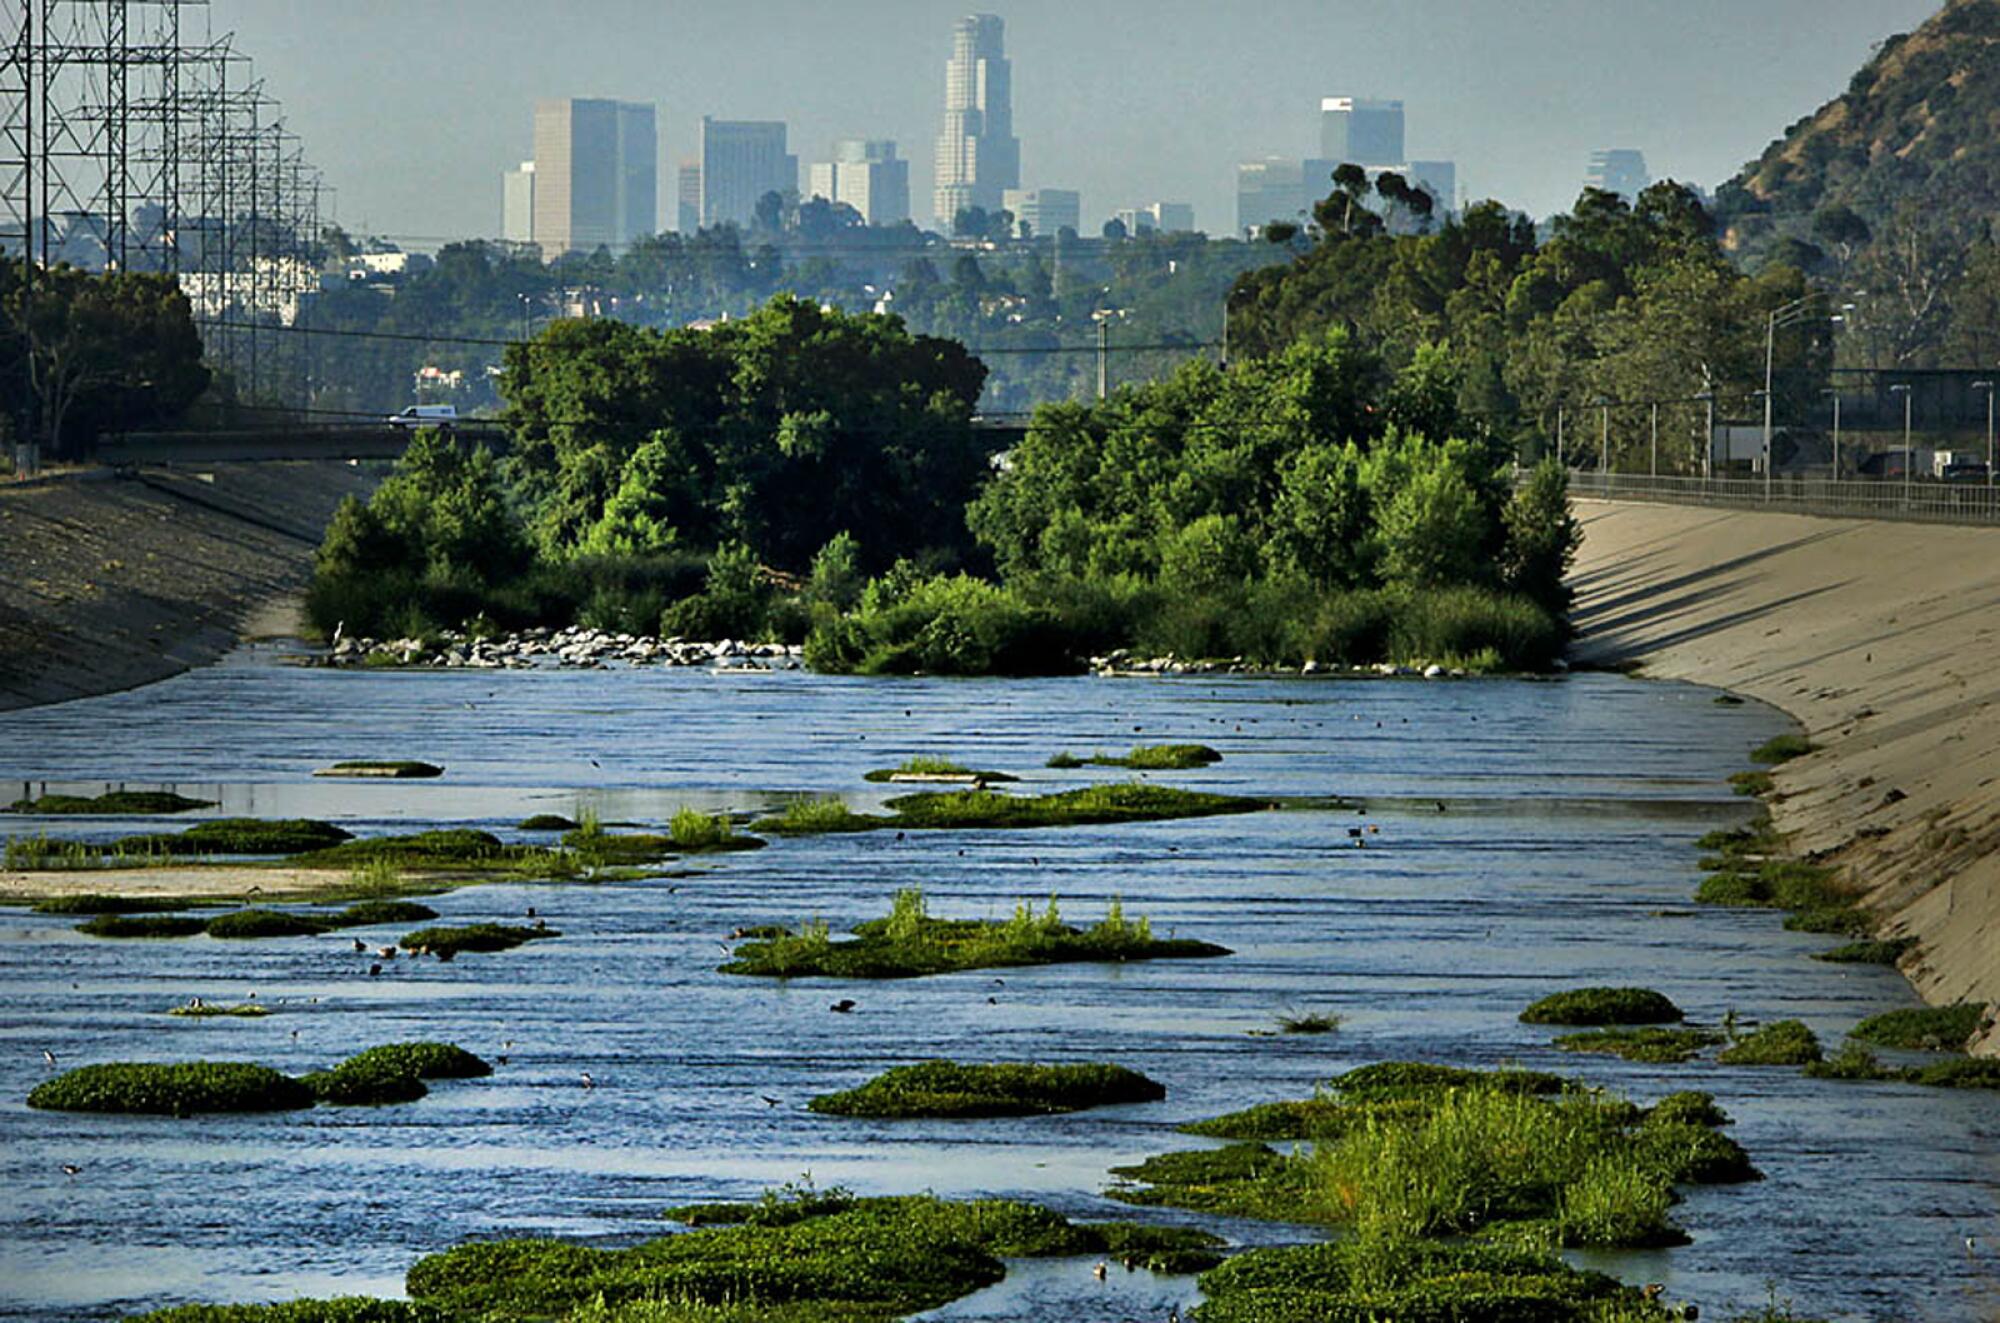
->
left=1568, top=499, right=2000, bottom=1055
left=0, top=462, right=376, bottom=710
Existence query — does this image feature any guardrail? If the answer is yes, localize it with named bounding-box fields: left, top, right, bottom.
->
left=1566, top=471, right=2000, bottom=527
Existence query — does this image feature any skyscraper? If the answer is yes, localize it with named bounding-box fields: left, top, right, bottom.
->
left=1002, top=188, right=1080, bottom=237
left=808, top=139, right=910, bottom=227
left=933, top=14, right=1021, bottom=229
left=677, top=161, right=702, bottom=234
left=1586, top=149, right=1651, bottom=203
left=1236, top=158, right=1307, bottom=235
left=530, top=99, right=656, bottom=259
left=1320, top=97, right=1405, bottom=167
left=699, top=118, right=797, bottom=228
left=502, top=161, right=535, bottom=244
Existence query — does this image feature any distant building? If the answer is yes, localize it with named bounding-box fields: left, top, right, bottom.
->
left=531, top=98, right=656, bottom=259
left=934, top=14, right=1021, bottom=229
left=677, top=160, right=702, bottom=233
left=1002, top=187, right=1080, bottom=237
left=807, top=139, right=910, bottom=227
left=1586, top=149, right=1650, bottom=203
left=502, top=161, right=535, bottom=243
left=1320, top=97, right=1405, bottom=167
left=1143, top=202, right=1195, bottom=233
left=1406, top=160, right=1456, bottom=212
left=1237, top=158, right=1307, bottom=235
left=699, top=117, right=797, bottom=228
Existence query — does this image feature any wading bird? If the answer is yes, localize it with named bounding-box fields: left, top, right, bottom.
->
left=830, top=999, right=856, bottom=1013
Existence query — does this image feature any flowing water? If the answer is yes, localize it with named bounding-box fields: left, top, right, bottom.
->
left=0, top=647, right=1995, bottom=1322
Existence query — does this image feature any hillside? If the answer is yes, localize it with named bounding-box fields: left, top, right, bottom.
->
left=1717, top=0, right=2000, bottom=248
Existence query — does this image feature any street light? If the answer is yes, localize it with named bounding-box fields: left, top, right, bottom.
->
left=1973, top=381, right=1996, bottom=487
left=1888, top=383, right=1913, bottom=505
left=1695, top=391, right=1715, bottom=481
left=1763, top=292, right=1838, bottom=501
left=1821, top=387, right=1842, bottom=480
left=1597, top=398, right=1610, bottom=475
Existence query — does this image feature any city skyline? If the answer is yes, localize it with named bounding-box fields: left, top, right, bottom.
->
left=208, top=0, right=1936, bottom=246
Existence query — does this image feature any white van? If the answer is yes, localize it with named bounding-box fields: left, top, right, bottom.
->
left=387, top=404, right=458, bottom=429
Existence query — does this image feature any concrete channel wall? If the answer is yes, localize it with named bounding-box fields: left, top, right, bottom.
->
left=1570, top=498, right=2000, bottom=1054
left=0, top=463, right=377, bottom=711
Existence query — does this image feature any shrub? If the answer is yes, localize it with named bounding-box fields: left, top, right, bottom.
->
left=1803, top=1043, right=1905, bottom=1082
left=668, top=807, right=731, bottom=849
left=1908, top=1058, right=2000, bottom=1089
left=1849, top=1003, right=1988, bottom=1051
left=28, top=1062, right=313, bottom=1114
left=204, top=909, right=332, bottom=940
left=806, top=572, right=1084, bottom=677
left=167, top=1002, right=268, bottom=1018
left=1646, top=1092, right=1732, bottom=1128
left=76, top=914, right=208, bottom=938
left=1520, top=987, right=1684, bottom=1026
left=1065, top=744, right=1224, bottom=770
left=1718, top=1020, right=1823, bottom=1065
left=808, top=1061, right=1166, bottom=1118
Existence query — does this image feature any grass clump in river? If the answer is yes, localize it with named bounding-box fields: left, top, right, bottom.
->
left=1813, top=937, right=1915, bottom=965
left=1803, top=1043, right=2000, bottom=1089
left=864, top=756, right=1018, bottom=783
left=167, top=1001, right=269, bottom=1018
left=204, top=908, right=330, bottom=940
left=114, top=819, right=353, bottom=856
left=1520, top=987, right=1684, bottom=1026
left=288, top=829, right=577, bottom=879
left=326, top=900, right=439, bottom=928
left=129, top=1302, right=451, bottom=1322
left=518, top=814, right=579, bottom=831
left=666, top=807, right=764, bottom=853
left=402, top=1187, right=1216, bottom=1321
left=1193, top=1236, right=1675, bottom=1323
left=1717, top=1020, right=1823, bottom=1066
left=1114, top=1067, right=1757, bottom=1248
left=302, top=1043, right=490, bottom=1106
left=1553, top=1027, right=1723, bottom=1064
left=316, top=761, right=444, bottom=778
left=1047, top=744, right=1223, bottom=770
left=401, top=922, right=559, bottom=959
left=1848, top=1003, right=1988, bottom=1052
left=1182, top=1063, right=1572, bottom=1144
left=882, top=783, right=1262, bottom=829
left=76, top=913, right=209, bottom=938
left=750, top=796, right=887, bottom=834
left=1751, top=734, right=1813, bottom=764
left=1275, top=1010, right=1342, bottom=1034
left=6, top=790, right=212, bottom=814
left=721, top=887, right=1228, bottom=979
left=33, top=893, right=191, bottom=914
left=27, top=1062, right=314, bottom=1114
left=808, top=1061, right=1165, bottom=1118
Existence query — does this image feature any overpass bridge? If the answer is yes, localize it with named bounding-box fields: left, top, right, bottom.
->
left=94, top=418, right=1031, bottom=468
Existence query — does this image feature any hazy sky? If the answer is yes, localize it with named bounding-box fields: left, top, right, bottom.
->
left=205, top=0, right=1940, bottom=245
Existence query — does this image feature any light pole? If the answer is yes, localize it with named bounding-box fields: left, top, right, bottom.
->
left=1889, top=383, right=1913, bottom=505
left=1696, top=391, right=1715, bottom=481
left=1598, top=399, right=1610, bottom=475
left=1556, top=406, right=1565, bottom=467
left=1822, top=387, right=1842, bottom=480
left=1974, top=381, right=1996, bottom=486
left=1763, top=292, right=1835, bottom=500
left=1650, top=402, right=1659, bottom=478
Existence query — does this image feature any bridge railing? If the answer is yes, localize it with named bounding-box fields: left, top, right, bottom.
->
left=1565, top=471, right=2000, bottom=527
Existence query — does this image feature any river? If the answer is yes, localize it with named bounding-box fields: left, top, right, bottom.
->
left=0, top=645, right=1994, bottom=1321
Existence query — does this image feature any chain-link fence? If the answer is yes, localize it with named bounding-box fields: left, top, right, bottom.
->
left=1567, top=471, right=2000, bottom=526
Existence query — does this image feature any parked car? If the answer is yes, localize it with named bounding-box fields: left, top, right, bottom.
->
left=1941, top=459, right=1991, bottom=483
left=386, top=404, right=457, bottom=430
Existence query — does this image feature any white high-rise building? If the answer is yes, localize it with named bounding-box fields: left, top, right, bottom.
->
left=808, top=139, right=910, bottom=227
left=530, top=99, right=656, bottom=259
left=502, top=161, right=535, bottom=243
left=1001, top=187, right=1079, bottom=238
left=933, top=14, right=1021, bottom=230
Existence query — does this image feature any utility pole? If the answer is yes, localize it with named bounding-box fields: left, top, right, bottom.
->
left=18, top=2, right=35, bottom=472
left=1096, top=318, right=1108, bottom=401
left=1889, top=383, right=1912, bottom=506
left=1649, top=402, right=1658, bottom=477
